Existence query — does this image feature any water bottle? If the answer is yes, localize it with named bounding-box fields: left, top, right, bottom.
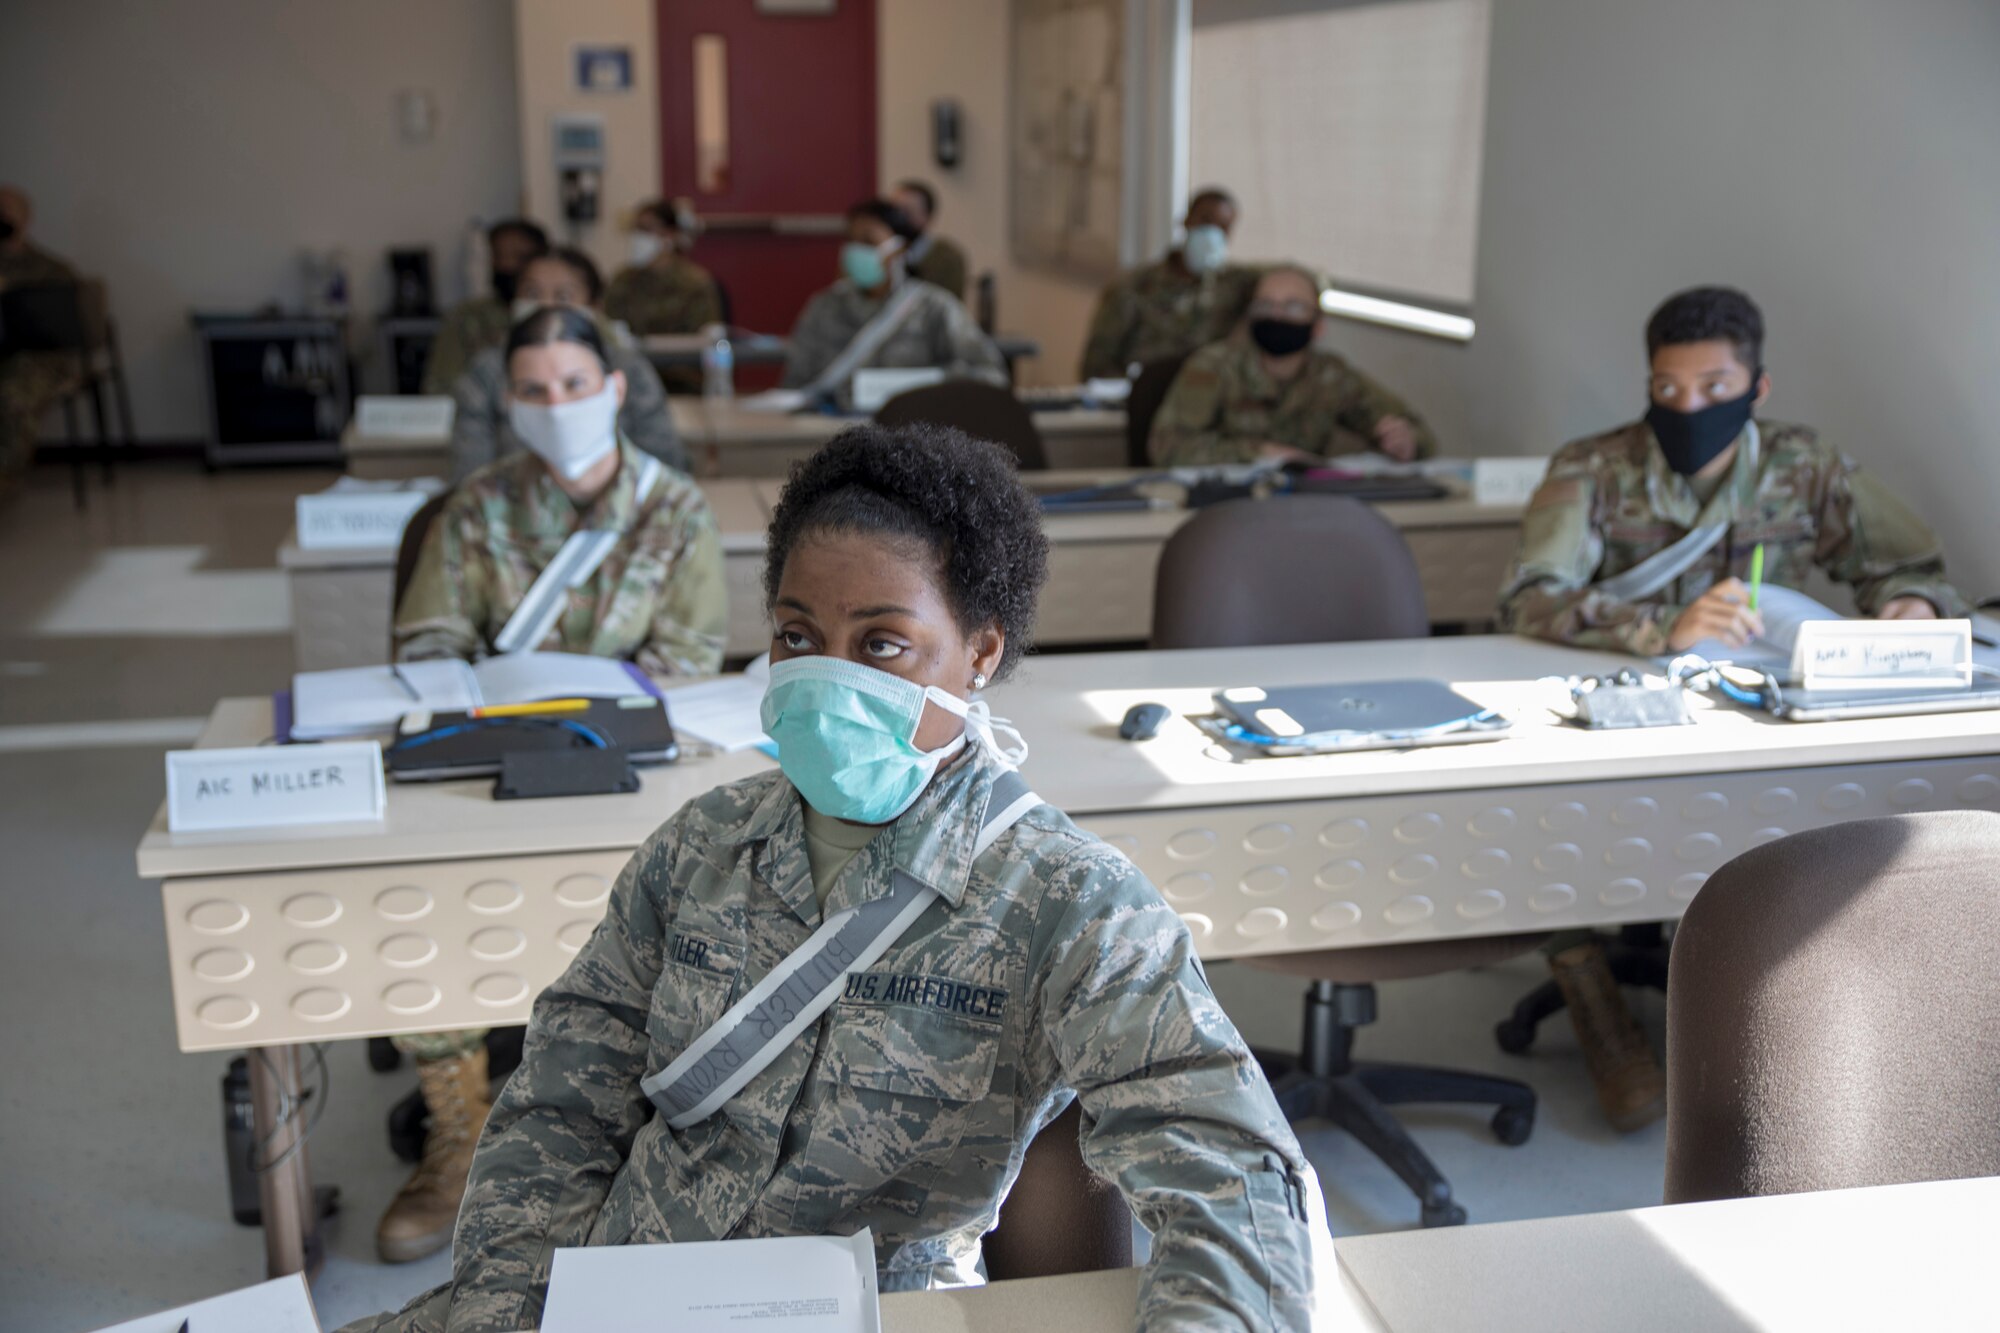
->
left=700, top=322, right=734, bottom=402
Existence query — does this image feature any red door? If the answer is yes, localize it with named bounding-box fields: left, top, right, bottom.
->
left=658, top=0, right=879, bottom=347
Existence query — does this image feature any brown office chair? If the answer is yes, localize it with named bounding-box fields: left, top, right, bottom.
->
left=1664, top=812, right=2000, bottom=1205
left=1153, top=494, right=1544, bottom=1227
left=876, top=380, right=1047, bottom=471
left=390, top=490, right=451, bottom=631
left=1124, top=353, right=1189, bottom=468
left=982, top=1101, right=1134, bottom=1280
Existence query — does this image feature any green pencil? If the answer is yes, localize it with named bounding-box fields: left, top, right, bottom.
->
left=1748, top=543, right=1765, bottom=611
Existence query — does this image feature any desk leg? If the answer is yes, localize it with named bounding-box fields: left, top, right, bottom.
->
left=247, top=1044, right=318, bottom=1278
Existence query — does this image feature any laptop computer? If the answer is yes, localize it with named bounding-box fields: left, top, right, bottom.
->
left=1766, top=677, right=2000, bottom=722
left=386, top=696, right=678, bottom=781
left=1210, top=679, right=1509, bottom=754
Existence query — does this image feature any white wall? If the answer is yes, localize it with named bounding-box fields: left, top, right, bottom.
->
left=0, top=0, right=523, bottom=441
left=1455, top=0, right=2000, bottom=596
left=514, top=0, right=661, bottom=281
left=877, top=0, right=1103, bottom=385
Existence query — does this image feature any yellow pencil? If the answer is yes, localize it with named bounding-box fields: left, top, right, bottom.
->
left=468, top=698, right=593, bottom=719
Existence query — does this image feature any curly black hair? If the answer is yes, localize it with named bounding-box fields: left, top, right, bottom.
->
left=763, top=424, right=1050, bottom=681
left=1646, top=286, right=1763, bottom=371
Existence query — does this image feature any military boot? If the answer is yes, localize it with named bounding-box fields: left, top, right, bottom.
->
left=1549, top=941, right=1666, bottom=1133
left=376, top=1046, right=491, bottom=1263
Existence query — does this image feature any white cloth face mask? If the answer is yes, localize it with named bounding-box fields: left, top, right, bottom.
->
left=629, top=232, right=666, bottom=267
left=508, top=379, right=620, bottom=481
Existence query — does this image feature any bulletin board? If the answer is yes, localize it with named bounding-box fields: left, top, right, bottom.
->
left=1009, top=0, right=1126, bottom=281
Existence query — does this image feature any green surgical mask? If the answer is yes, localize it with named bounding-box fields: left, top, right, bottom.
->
left=840, top=242, right=889, bottom=291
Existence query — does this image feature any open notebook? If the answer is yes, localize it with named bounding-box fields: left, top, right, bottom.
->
left=291, top=652, right=656, bottom=740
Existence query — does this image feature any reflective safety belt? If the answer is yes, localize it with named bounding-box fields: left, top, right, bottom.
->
left=641, top=768, right=1041, bottom=1131
left=493, top=455, right=663, bottom=655
left=1594, top=422, right=1760, bottom=604
left=799, top=280, right=929, bottom=401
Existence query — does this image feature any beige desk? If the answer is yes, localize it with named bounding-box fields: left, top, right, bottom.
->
left=135, top=637, right=2000, bottom=1274
left=877, top=1176, right=1996, bottom=1331
left=672, top=399, right=1129, bottom=477
left=752, top=468, right=1521, bottom=639
left=278, top=478, right=778, bottom=669
left=340, top=422, right=448, bottom=482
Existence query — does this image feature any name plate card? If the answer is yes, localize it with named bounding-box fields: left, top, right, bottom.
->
left=354, top=393, right=455, bottom=439
left=1792, top=619, right=1973, bottom=691
left=1473, top=456, right=1551, bottom=507
left=295, top=488, right=431, bottom=549
left=167, top=741, right=385, bottom=832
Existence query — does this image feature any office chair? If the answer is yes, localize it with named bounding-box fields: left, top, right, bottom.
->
left=0, top=279, right=136, bottom=508
left=1664, top=811, right=2000, bottom=1204
left=390, top=490, right=452, bottom=624
left=876, top=379, right=1047, bottom=471
left=1493, top=923, right=1670, bottom=1055
left=1153, top=494, right=1544, bottom=1227
left=982, top=1101, right=1134, bottom=1280
left=1124, top=353, right=1190, bottom=468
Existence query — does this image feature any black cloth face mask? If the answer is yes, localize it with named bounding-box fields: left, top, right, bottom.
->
left=492, top=269, right=521, bottom=303
left=0, top=218, right=16, bottom=243
left=1645, top=375, right=1759, bottom=476
left=1249, top=317, right=1316, bottom=357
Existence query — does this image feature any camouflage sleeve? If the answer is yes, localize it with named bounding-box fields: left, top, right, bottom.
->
left=436, top=827, right=678, bottom=1331
left=933, top=294, right=1008, bottom=387
left=1148, top=347, right=1249, bottom=466
left=1079, top=280, right=1135, bottom=381
left=780, top=293, right=842, bottom=389
left=1812, top=456, right=1967, bottom=616
left=1033, top=845, right=1314, bottom=1332
left=1496, top=448, right=1676, bottom=656
left=392, top=494, right=490, bottom=662
left=422, top=308, right=476, bottom=397
left=447, top=361, right=503, bottom=483
left=613, top=352, right=689, bottom=473
left=1330, top=363, right=1437, bottom=459
left=633, top=502, right=729, bottom=679
left=602, top=270, right=641, bottom=329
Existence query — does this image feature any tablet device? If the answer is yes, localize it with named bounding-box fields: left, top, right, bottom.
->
left=1211, top=679, right=1508, bottom=753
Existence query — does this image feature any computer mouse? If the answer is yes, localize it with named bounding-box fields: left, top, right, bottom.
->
left=1119, top=702, right=1172, bottom=741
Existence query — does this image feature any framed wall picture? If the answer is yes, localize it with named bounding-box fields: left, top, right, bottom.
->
left=574, top=45, right=633, bottom=93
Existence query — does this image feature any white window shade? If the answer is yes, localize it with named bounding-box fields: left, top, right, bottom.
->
left=1190, top=0, right=1491, bottom=309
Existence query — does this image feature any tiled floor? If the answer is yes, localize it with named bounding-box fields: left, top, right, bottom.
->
left=0, top=462, right=1669, bottom=1333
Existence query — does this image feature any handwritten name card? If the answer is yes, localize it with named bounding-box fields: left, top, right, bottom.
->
left=1792, top=619, right=1972, bottom=691
left=166, top=741, right=385, bottom=832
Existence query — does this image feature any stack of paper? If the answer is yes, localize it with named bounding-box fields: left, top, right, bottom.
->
left=291, top=652, right=656, bottom=740
left=541, top=1230, right=879, bottom=1333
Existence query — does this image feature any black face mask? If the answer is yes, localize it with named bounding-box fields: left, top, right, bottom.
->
left=1249, top=317, right=1315, bottom=357
left=1645, top=375, right=1759, bottom=476
left=492, top=269, right=521, bottom=303
left=0, top=218, right=16, bottom=243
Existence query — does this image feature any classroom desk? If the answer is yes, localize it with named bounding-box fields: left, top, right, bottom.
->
left=641, top=331, right=1043, bottom=377
left=134, top=637, right=2000, bottom=1274
left=874, top=1176, right=1996, bottom=1332
left=670, top=398, right=1128, bottom=477
left=277, top=477, right=778, bottom=669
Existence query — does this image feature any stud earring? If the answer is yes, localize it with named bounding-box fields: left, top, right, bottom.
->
left=971, top=672, right=988, bottom=690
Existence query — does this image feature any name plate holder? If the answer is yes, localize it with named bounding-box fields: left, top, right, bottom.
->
left=1791, top=619, right=1973, bottom=692
left=354, top=394, right=455, bottom=439
left=295, top=488, right=432, bottom=549
left=166, top=741, right=386, bottom=833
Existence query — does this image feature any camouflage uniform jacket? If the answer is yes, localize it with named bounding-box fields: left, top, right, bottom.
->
left=422, top=295, right=512, bottom=396
left=394, top=437, right=725, bottom=678
left=0, top=242, right=78, bottom=289
left=604, top=257, right=724, bottom=395
left=905, top=233, right=970, bottom=301
left=339, top=750, right=1316, bottom=1333
left=780, top=278, right=1006, bottom=397
left=1079, top=258, right=1260, bottom=380
left=1148, top=336, right=1436, bottom=466
left=1497, top=418, right=1966, bottom=656
left=448, top=342, right=686, bottom=482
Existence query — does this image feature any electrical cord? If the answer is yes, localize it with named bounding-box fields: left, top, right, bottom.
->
left=248, top=1042, right=330, bottom=1177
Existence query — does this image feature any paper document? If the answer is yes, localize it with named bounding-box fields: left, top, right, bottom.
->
left=664, top=674, right=772, bottom=751
left=738, top=387, right=811, bottom=414
left=1676, top=584, right=1843, bottom=672
left=291, top=652, right=654, bottom=740
left=541, top=1230, right=880, bottom=1333
left=92, top=1273, right=321, bottom=1333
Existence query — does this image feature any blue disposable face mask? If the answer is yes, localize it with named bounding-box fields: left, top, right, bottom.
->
left=1183, top=223, right=1229, bottom=275
left=761, top=656, right=1023, bottom=825
left=840, top=242, right=889, bottom=290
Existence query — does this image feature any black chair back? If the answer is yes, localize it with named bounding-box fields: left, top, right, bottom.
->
left=1124, top=353, right=1190, bottom=467
left=1151, top=493, right=1429, bottom=649
left=982, top=1101, right=1133, bottom=1280
left=876, top=379, right=1047, bottom=471
left=391, top=490, right=453, bottom=639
